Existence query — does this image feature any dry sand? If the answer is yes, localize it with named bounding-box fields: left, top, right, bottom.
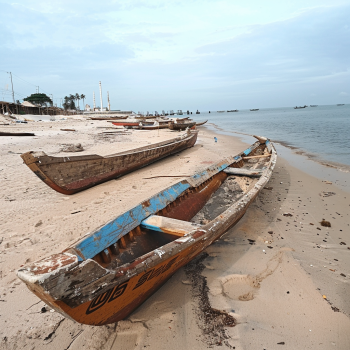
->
left=0, top=117, right=349, bottom=350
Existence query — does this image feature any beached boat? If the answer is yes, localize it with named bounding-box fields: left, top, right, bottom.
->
left=169, top=121, right=196, bottom=130
left=195, top=120, right=208, bottom=126
left=89, top=116, right=128, bottom=120
left=138, top=121, right=169, bottom=130
left=0, top=131, right=35, bottom=136
left=17, top=136, right=276, bottom=326
left=110, top=120, right=141, bottom=127
left=20, top=130, right=198, bottom=195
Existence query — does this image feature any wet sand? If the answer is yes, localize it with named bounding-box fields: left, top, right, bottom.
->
left=0, top=117, right=349, bottom=349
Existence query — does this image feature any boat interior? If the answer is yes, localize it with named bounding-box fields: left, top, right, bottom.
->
left=88, top=141, right=272, bottom=270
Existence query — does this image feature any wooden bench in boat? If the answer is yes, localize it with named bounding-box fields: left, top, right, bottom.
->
left=224, top=167, right=263, bottom=177
left=141, top=215, right=202, bottom=237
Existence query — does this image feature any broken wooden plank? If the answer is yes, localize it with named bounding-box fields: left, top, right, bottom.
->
left=224, top=167, right=263, bottom=177
left=141, top=215, right=202, bottom=237
left=242, top=154, right=271, bottom=159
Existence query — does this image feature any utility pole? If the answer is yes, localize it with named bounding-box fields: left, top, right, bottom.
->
left=7, top=72, right=15, bottom=104
left=99, top=81, right=103, bottom=112
left=107, top=91, right=111, bottom=111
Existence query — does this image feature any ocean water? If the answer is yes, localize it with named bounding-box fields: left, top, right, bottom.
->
left=191, top=105, right=350, bottom=168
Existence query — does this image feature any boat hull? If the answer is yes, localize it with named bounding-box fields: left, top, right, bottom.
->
left=21, top=131, right=198, bottom=194
left=17, top=137, right=277, bottom=325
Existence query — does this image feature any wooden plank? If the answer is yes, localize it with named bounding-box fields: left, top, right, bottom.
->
left=224, top=167, right=263, bottom=177
left=242, top=154, right=271, bottom=159
left=141, top=215, right=202, bottom=236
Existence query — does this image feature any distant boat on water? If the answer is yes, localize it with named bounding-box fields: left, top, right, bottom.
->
left=196, top=110, right=200, bottom=114
left=294, top=105, right=307, bottom=109
left=177, top=110, right=183, bottom=115
left=227, top=110, right=239, bottom=112
left=310, top=105, right=318, bottom=107
left=250, top=109, right=259, bottom=111
left=337, top=104, right=345, bottom=106
left=217, top=111, right=225, bottom=113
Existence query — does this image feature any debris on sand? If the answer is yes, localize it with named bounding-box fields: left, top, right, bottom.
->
left=320, top=220, right=331, bottom=227
left=283, top=213, right=293, bottom=217
left=60, top=143, right=84, bottom=152
left=320, top=191, right=336, bottom=197
left=185, top=253, right=236, bottom=348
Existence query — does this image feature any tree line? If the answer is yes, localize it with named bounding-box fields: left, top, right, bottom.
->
left=63, top=93, right=86, bottom=110
left=23, top=92, right=86, bottom=110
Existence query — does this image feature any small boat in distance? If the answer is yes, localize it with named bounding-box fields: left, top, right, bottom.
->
left=337, top=104, right=345, bottom=106
left=217, top=111, right=225, bottom=113
left=177, top=110, right=183, bottom=115
left=169, top=120, right=196, bottom=131
left=20, top=130, right=198, bottom=195
left=310, top=105, right=318, bottom=107
left=227, top=110, right=239, bottom=112
left=89, top=116, right=128, bottom=120
left=196, top=110, right=200, bottom=114
left=294, top=105, right=307, bottom=109
left=17, top=135, right=277, bottom=325
left=250, top=109, right=259, bottom=111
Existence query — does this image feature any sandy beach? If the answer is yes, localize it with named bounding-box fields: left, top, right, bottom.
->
left=0, top=117, right=349, bottom=350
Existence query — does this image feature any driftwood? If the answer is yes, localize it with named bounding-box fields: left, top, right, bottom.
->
left=60, top=129, right=76, bottom=132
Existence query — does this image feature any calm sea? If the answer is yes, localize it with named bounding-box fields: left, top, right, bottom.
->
left=191, top=105, right=350, bottom=169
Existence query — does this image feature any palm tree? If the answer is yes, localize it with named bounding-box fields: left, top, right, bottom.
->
left=80, top=94, right=86, bottom=110
left=75, top=93, right=80, bottom=110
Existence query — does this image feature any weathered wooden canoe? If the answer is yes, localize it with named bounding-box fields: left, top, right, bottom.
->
left=169, top=121, right=196, bottom=130
left=17, top=136, right=277, bottom=325
left=89, top=116, right=128, bottom=120
left=111, top=120, right=140, bottom=127
left=20, top=130, right=198, bottom=195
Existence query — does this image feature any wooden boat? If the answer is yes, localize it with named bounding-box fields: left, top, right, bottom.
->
left=138, top=122, right=169, bottom=130
left=89, top=116, right=128, bottom=120
left=111, top=120, right=141, bottom=127
left=17, top=135, right=276, bottom=325
left=195, top=120, right=208, bottom=126
left=20, top=130, right=198, bottom=195
left=169, top=121, right=196, bottom=130
left=0, top=131, right=35, bottom=136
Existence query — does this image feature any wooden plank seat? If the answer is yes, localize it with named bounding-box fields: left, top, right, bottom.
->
left=141, top=215, right=202, bottom=237
left=224, top=167, right=263, bottom=177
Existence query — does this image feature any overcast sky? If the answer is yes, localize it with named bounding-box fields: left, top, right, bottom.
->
left=1, top=0, right=349, bottom=111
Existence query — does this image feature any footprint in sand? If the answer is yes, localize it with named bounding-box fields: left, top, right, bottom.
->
left=220, top=274, right=259, bottom=301
left=219, top=250, right=290, bottom=301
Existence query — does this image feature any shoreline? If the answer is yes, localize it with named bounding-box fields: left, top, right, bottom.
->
left=0, top=119, right=349, bottom=349
left=206, top=122, right=350, bottom=193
